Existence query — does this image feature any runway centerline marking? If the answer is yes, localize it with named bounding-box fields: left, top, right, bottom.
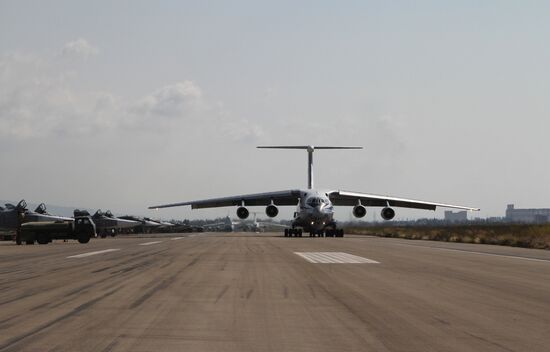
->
left=171, top=237, right=185, bottom=240
left=139, top=241, right=163, bottom=246
left=295, top=252, right=379, bottom=264
left=67, top=249, right=120, bottom=259
left=394, top=243, right=550, bottom=263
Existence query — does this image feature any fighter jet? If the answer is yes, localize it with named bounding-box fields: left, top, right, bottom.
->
left=150, top=146, right=479, bottom=237
left=92, top=210, right=141, bottom=237
left=1, top=200, right=94, bottom=243
left=0, top=200, right=27, bottom=232
left=24, top=203, right=73, bottom=222
left=0, top=200, right=74, bottom=229
left=118, top=215, right=163, bottom=234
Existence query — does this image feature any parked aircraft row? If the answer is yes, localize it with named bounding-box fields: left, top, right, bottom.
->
left=3, top=146, right=480, bottom=242
left=0, top=200, right=178, bottom=244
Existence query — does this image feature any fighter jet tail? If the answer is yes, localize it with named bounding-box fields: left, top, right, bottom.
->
left=257, top=145, right=363, bottom=189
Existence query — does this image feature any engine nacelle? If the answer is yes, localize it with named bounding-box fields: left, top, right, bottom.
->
left=236, top=206, right=249, bottom=219
left=381, top=207, right=396, bottom=220
left=265, top=204, right=279, bottom=218
left=352, top=205, right=367, bottom=218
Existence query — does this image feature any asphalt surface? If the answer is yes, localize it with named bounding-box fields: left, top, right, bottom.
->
left=0, top=232, right=549, bottom=352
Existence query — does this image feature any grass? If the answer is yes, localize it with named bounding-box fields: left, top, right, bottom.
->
left=345, top=224, right=550, bottom=250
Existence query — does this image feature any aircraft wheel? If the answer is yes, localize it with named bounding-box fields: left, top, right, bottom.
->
left=37, top=233, right=49, bottom=245
left=25, top=240, right=34, bottom=245
left=284, top=229, right=289, bottom=237
left=78, top=233, right=91, bottom=244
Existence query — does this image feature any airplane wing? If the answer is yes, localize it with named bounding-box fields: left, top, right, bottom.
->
left=328, top=190, right=479, bottom=211
left=150, top=190, right=302, bottom=209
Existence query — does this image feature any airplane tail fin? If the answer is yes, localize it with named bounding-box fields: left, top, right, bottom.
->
left=257, top=145, right=363, bottom=189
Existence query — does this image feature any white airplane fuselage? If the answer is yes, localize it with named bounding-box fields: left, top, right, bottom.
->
left=292, top=189, right=335, bottom=232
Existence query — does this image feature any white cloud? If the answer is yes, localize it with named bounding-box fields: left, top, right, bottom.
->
left=131, top=81, right=203, bottom=117
left=0, top=51, right=213, bottom=141
left=223, top=119, right=265, bottom=142
left=61, top=38, right=99, bottom=59
left=0, top=47, right=264, bottom=147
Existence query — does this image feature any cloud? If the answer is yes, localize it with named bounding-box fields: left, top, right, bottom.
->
left=61, top=38, right=99, bottom=59
left=0, top=51, right=125, bottom=139
left=131, top=81, right=203, bottom=117
left=223, top=119, right=265, bottom=142
left=0, top=50, right=211, bottom=141
left=0, top=46, right=262, bottom=147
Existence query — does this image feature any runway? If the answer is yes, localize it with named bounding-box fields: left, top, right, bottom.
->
left=0, top=232, right=549, bottom=352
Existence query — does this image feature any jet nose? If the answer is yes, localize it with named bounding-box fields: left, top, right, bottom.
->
left=313, top=205, right=324, bottom=216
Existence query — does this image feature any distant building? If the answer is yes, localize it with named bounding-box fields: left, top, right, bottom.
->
left=505, top=204, right=550, bottom=223
left=444, top=210, right=468, bottom=223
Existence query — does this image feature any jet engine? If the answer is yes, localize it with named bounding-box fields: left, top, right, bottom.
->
left=265, top=204, right=279, bottom=218
left=381, top=207, right=396, bottom=220
left=352, top=205, right=367, bottom=218
left=236, top=206, right=249, bottom=219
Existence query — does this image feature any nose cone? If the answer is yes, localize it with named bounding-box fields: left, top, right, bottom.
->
left=313, top=205, right=324, bottom=216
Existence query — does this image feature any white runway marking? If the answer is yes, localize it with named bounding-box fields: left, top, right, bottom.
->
left=67, top=249, right=120, bottom=258
left=295, top=252, right=379, bottom=264
left=395, top=243, right=550, bottom=263
left=171, top=237, right=185, bottom=240
left=139, top=241, right=163, bottom=246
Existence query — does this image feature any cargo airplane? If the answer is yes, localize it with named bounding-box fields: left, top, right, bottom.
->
left=150, top=146, right=479, bottom=237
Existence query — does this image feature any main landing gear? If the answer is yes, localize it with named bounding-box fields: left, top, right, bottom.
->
left=284, top=228, right=344, bottom=238
left=309, top=229, right=344, bottom=237
left=285, top=228, right=303, bottom=237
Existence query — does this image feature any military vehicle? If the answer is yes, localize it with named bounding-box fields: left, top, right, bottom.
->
left=1, top=200, right=97, bottom=244
left=19, top=214, right=96, bottom=245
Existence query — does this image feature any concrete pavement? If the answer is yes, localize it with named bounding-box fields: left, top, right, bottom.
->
left=0, top=232, right=549, bottom=351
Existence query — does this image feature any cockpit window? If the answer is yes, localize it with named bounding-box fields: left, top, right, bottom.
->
left=307, top=197, right=326, bottom=207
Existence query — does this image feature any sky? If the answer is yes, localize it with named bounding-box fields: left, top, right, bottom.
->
left=1, top=1, right=549, bottom=221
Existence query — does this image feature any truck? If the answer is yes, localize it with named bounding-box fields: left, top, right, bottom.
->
left=18, top=215, right=96, bottom=245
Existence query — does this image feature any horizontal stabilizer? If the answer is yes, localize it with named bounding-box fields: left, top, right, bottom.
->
left=257, top=146, right=362, bottom=150
left=258, top=145, right=363, bottom=189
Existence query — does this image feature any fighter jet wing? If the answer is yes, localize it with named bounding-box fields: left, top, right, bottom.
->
left=328, top=190, right=479, bottom=211
left=150, top=190, right=302, bottom=209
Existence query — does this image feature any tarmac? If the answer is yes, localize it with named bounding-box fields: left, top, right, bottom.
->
left=0, top=232, right=549, bottom=352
